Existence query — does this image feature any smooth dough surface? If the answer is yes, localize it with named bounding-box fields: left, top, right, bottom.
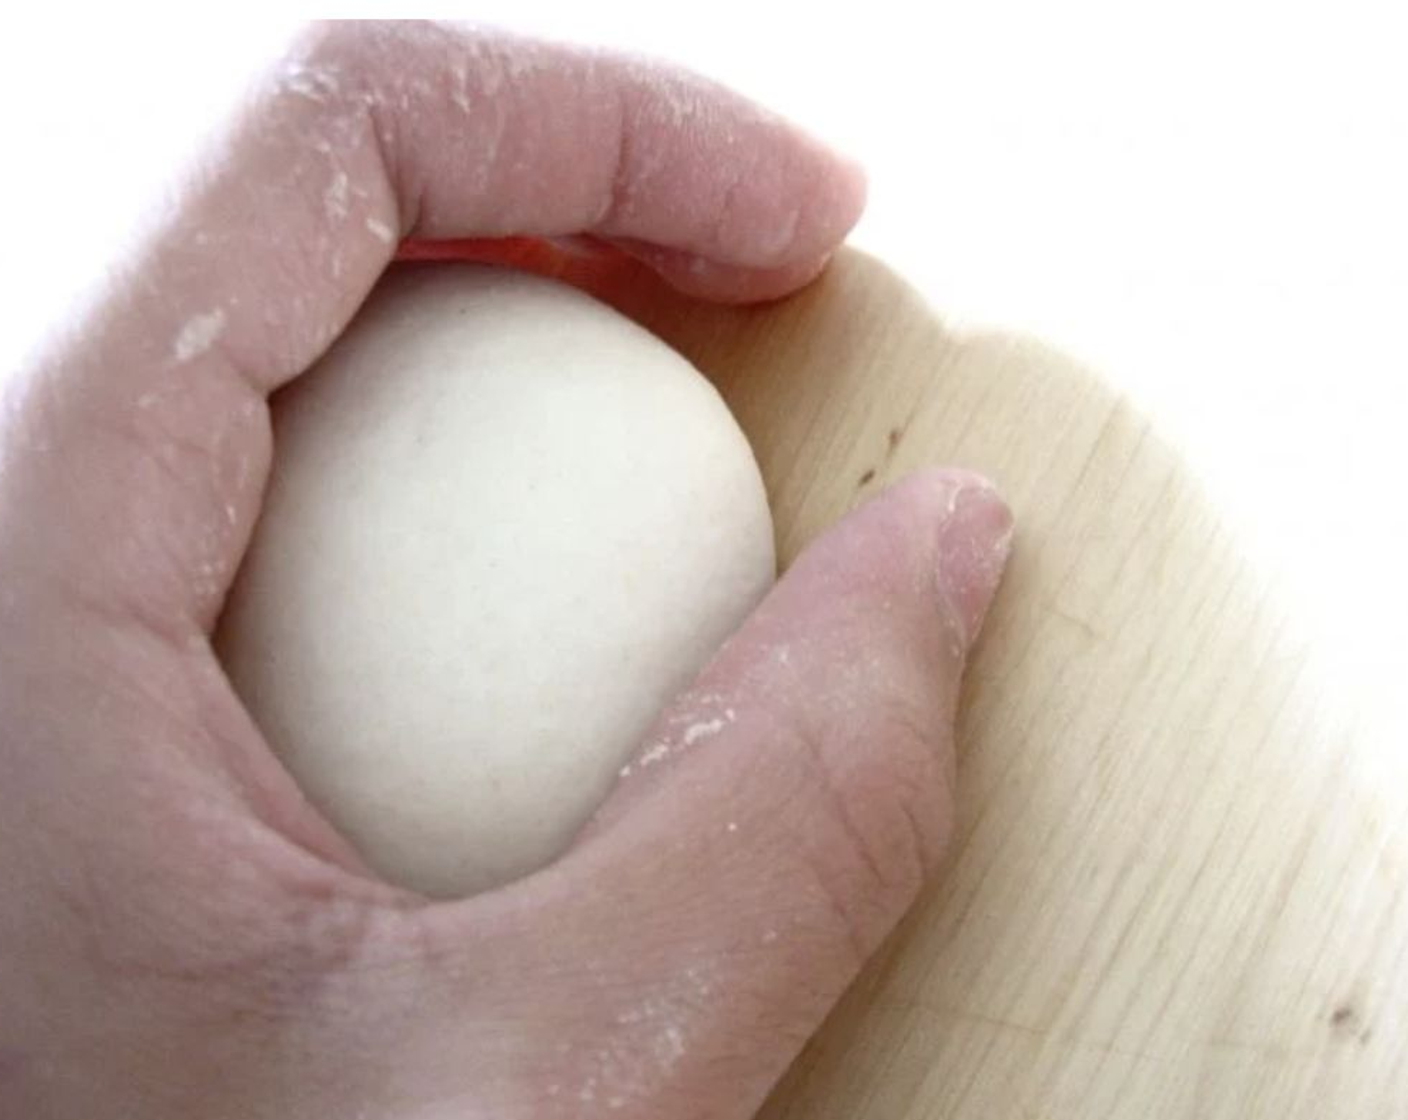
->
left=217, top=265, right=775, bottom=897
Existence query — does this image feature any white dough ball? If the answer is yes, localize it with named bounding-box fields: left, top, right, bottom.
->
left=217, top=265, right=775, bottom=897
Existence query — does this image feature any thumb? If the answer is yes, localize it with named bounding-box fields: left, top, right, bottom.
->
left=402, top=468, right=1012, bottom=1119
left=586, top=465, right=1011, bottom=860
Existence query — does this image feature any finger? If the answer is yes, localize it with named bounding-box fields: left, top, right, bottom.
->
left=389, top=470, right=1013, bottom=1119
left=3, top=19, right=866, bottom=644
left=364, top=26, right=867, bottom=286
left=395, top=233, right=833, bottom=304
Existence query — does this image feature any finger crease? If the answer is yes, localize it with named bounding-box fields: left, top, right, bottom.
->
left=596, top=83, right=635, bottom=229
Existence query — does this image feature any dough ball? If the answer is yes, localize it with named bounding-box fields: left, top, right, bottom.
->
left=217, top=265, right=775, bottom=897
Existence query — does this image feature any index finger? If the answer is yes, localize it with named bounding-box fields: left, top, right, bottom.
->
left=182, top=18, right=867, bottom=393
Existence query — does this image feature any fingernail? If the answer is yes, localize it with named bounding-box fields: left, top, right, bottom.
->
left=933, top=471, right=1014, bottom=647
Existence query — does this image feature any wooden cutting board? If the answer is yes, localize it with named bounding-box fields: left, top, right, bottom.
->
left=522, top=243, right=1408, bottom=1118
left=580, top=247, right=1396, bottom=1120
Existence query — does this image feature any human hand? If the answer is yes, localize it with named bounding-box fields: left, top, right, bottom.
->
left=0, top=21, right=1012, bottom=1120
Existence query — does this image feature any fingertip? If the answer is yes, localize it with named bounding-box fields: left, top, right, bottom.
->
left=826, top=146, right=869, bottom=243
left=909, top=468, right=1014, bottom=649
left=771, top=121, right=867, bottom=265
left=825, top=467, right=1013, bottom=655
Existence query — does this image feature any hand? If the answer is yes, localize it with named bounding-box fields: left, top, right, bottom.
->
left=0, top=21, right=1012, bottom=1120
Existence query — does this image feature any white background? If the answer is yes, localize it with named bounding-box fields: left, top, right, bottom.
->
left=2, top=4, right=1403, bottom=739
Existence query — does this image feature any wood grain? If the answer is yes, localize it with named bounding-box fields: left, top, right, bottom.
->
left=542, top=244, right=1408, bottom=1118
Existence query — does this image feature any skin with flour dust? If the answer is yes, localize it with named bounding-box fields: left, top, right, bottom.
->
left=0, top=20, right=1011, bottom=1120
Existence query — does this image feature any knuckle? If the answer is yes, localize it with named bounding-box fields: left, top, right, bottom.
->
left=274, top=20, right=390, bottom=109
left=283, top=19, right=370, bottom=69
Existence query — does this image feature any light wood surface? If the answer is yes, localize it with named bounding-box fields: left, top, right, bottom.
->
left=583, top=247, right=1408, bottom=1119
